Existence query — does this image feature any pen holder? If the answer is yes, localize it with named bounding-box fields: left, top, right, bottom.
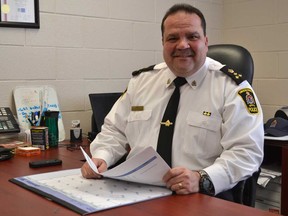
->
left=70, top=128, right=82, bottom=143
left=41, top=111, right=59, bottom=148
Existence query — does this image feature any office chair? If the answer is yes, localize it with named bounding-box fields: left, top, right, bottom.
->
left=207, top=44, right=254, bottom=85
left=88, top=92, right=129, bottom=168
left=88, top=93, right=122, bottom=140
left=207, top=44, right=260, bottom=207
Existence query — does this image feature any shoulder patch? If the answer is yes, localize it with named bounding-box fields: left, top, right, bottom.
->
left=220, top=66, right=244, bottom=85
left=132, top=64, right=156, bottom=77
left=238, top=88, right=259, bottom=114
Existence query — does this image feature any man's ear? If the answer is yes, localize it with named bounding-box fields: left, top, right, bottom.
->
left=205, top=36, right=208, bottom=46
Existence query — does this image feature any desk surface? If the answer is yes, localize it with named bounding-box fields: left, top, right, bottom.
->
left=0, top=144, right=279, bottom=216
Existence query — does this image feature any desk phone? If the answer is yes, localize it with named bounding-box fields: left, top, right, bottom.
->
left=0, top=107, right=20, bottom=133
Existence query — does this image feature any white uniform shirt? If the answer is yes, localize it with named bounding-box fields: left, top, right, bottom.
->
left=90, top=57, right=264, bottom=194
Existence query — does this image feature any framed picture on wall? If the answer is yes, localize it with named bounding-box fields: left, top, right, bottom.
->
left=0, top=0, right=39, bottom=28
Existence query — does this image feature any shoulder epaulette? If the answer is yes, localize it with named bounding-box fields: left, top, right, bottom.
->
left=132, top=64, right=156, bottom=77
left=220, top=66, right=244, bottom=85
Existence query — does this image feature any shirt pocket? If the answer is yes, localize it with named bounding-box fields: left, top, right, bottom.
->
left=184, top=111, right=222, bottom=159
left=127, top=110, right=152, bottom=122
left=187, top=111, right=221, bottom=132
left=126, top=110, right=152, bottom=145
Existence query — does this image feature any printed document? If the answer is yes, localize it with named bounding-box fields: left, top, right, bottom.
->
left=81, top=146, right=170, bottom=186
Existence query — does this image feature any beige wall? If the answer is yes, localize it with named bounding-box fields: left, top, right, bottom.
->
left=0, top=0, right=285, bottom=138
left=223, top=0, right=288, bottom=122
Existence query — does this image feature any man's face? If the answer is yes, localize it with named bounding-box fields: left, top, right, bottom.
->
left=162, top=12, right=208, bottom=77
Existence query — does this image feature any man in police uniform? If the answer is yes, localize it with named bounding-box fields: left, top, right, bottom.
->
left=81, top=4, right=264, bottom=201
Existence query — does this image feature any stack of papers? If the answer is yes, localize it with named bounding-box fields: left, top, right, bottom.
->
left=257, top=168, right=281, bottom=187
left=80, top=146, right=170, bottom=186
left=10, top=146, right=172, bottom=215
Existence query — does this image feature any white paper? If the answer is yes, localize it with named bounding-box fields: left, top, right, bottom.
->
left=80, top=147, right=99, bottom=173
left=257, top=167, right=282, bottom=187
left=80, top=146, right=170, bottom=186
left=264, top=135, right=288, bottom=141
left=14, top=86, right=65, bottom=141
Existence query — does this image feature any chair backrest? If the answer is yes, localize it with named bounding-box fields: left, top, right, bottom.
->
left=88, top=92, right=129, bottom=167
left=208, top=44, right=258, bottom=207
left=89, top=93, right=122, bottom=135
left=207, top=44, right=254, bottom=85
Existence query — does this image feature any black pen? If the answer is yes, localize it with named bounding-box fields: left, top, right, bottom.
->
left=28, top=118, right=34, bottom=126
left=26, top=114, right=34, bottom=126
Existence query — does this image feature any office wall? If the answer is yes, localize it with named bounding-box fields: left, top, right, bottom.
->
left=223, top=0, right=288, bottom=122
left=2, top=0, right=286, bottom=138
left=0, top=0, right=223, bottom=137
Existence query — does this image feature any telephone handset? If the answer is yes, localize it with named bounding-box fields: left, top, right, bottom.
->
left=0, top=107, right=20, bottom=133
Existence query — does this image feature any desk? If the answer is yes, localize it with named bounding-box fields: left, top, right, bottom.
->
left=264, top=139, right=288, bottom=215
left=0, top=144, right=279, bottom=216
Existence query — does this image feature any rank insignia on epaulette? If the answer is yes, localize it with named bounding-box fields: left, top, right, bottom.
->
left=220, top=66, right=244, bottom=85
left=228, top=68, right=242, bottom=80
left=238, top=88, right=259, bottom=114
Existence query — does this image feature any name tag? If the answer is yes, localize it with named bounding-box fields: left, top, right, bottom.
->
left=131, top=106, right=144, bottom=111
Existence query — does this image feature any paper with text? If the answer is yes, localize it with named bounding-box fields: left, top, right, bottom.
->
left=81, top=146, right=170, bottom=186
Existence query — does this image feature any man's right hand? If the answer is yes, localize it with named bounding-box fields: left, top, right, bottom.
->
left=81, top=158, right=108, bottom=179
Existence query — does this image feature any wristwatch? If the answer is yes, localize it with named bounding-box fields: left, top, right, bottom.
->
left=197, top=170, right=215, bottom=196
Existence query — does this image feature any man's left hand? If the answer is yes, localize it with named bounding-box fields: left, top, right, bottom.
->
left=162, top=167, right=201, bottom=194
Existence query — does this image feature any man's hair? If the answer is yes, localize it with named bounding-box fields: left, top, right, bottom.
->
left=161, top=3, right=206, bottom=37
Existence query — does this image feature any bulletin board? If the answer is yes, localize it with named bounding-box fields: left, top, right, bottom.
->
left=13, top=85, right=65, bottom=141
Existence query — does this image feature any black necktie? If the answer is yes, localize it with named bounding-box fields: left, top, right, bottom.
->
left=157, top=77, right=187, bottom=166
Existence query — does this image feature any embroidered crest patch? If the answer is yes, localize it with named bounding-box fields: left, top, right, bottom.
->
left=238, top=88, right=259, bottom=114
